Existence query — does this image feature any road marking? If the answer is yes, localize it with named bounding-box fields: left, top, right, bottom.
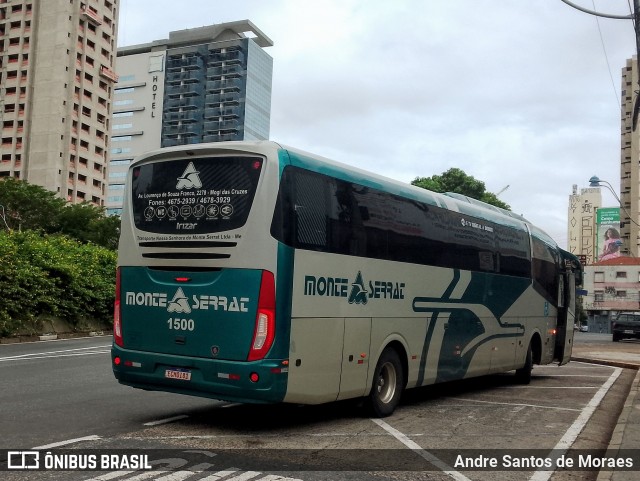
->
left=33, top=435, right=101, bottom=449
left=529, top=367, right=622, bottom=481
left=511, top=385, right=603, bottom=389
left=0, top=345, right=111, bottom=362
left=143, top=415, right=189, bottom=426
left=371, top=418, right=472, bottom=481
left=448, top=397, right=582, bottom=412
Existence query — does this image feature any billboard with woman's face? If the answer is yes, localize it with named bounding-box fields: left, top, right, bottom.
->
left=596, top=208, right=621, bottom=261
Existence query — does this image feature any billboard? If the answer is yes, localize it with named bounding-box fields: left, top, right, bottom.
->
left=596, top=207, right=621, bottom=261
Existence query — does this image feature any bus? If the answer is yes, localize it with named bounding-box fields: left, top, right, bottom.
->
left=112, top=140, right=582, bottom=417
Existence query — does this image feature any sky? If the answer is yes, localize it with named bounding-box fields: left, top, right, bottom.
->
left=117, top=0, right=635, bottom=248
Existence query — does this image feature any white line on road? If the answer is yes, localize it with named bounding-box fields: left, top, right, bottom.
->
left=143, top=415, right=190, bottom=426
left=371, top=418, right=472, bottom=481
left=529, top=367, right=622, bottom=481
left=0, top=350, right=110, bottom=362
left=448, top=397, right=582, bottom=412
left=33, top=435, right=102, bottom=449
left=0, top=345, right=112, bottom=361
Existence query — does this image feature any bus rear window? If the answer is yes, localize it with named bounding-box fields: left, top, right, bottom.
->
left=131, top=156, right=262, bottom=234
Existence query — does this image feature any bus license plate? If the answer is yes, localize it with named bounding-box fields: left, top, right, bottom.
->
left=165, top=368, right=191, bottom=381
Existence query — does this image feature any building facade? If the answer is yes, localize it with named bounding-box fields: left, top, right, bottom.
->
left=620, top=56, right=639, bottom=257
left=583, top=257, right=640, bottom=332
left=106, top=21, right=273, bottom=216
left=567, top=185, right=602, bottom=264
left=0, top=0, right=118, bottom=205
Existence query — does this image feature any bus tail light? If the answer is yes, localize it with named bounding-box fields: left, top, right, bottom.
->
left=114, top=267, right=124, bottom=347
left=247, top=270, right=275, bottom=361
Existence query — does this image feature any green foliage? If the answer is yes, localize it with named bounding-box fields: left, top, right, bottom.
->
left=0, top=231, right=116, bottom=337
left=0, top=177, right=66, bottom=232
left=57, top=202, right=121, bottom=249
left=0, top=178, right=120, bottom=249
left=412, top=168, right=511, bottom=210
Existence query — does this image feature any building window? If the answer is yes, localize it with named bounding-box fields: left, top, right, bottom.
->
left=616, top=291, right=627, bottom=298
left=594, top=291, right=604, bottom=302
left=616, top=272, right=627, bottom=278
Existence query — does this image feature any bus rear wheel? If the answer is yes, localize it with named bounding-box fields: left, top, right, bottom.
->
left=365, top=347, right=405, bottom=417
left=515, top=342, right=533, bottom=385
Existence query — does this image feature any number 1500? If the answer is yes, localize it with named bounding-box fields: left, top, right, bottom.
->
left=167, top=318, right=195, bottom=331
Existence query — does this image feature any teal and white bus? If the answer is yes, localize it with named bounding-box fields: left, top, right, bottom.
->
left=112, top=141, right=582, bottom=417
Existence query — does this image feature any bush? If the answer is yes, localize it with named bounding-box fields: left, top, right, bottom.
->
left=0, top=231, right=116, bottom=337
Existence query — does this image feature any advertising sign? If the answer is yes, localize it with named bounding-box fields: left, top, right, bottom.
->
left=596, top=208, right=621, bottom=261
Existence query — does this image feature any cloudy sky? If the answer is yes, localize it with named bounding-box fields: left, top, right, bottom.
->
left=117, top=0, right=635, bottom=248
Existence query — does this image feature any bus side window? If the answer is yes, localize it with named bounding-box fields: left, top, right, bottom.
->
left=293, top=171, right=328, bottom=249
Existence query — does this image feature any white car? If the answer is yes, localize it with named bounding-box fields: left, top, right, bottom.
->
left=579, top=325, right=589, bottom=332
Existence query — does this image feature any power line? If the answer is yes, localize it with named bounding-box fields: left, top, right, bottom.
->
left=591, top=0, right=622, bottom=111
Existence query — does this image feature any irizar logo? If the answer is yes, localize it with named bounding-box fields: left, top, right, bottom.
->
left=304, top=271, right=405, bottom=302
left=167, top=287, right=191, bottom=314
left=176, top=162, right=202, bottom=190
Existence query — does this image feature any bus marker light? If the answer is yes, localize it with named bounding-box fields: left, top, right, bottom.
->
left=357, top=360, right=364, bottom=365
left=250, top=372, right=259, bottom=383
left=281, top=360, right=289, bottom=366
left=175, top=277, right=191, bottom=283
left=124, top=360, right=142, bottom=368
left=114, top=356, right=121, bottom=366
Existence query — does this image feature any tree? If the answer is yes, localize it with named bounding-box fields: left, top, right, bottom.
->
left=0, top=178, right=66, bottom=232
left=412, top=168, right=510, bottom=210
left=57, top=202, right=120, bottom=249
left=0, top=178, right=120, bottom=249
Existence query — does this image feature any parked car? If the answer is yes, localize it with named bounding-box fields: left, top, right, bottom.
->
left=579, top=324, right=589, bottom=332
left=612, top=312, right=640, bottom=342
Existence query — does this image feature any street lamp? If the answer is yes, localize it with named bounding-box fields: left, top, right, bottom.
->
left=589, top=175, right=640, bottom=229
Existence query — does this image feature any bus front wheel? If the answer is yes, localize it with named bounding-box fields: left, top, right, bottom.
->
left=365, top=347, right=405, bottom=417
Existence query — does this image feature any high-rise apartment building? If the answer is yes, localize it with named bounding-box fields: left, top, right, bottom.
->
left=106, top=21, right=273, bottom=215
left=620, top=56, right=638, bottom=257
left=0, top=0, right=118, bottom=205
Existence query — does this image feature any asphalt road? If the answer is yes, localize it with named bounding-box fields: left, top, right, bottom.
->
left=0, top=336, right=219, bottom=449
left=0, top=333, right=635, bottom=481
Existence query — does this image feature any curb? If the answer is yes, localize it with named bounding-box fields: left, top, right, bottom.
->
left=571, top=357, right=640, bottom=371
left=596, top=368, right=640, bottom=481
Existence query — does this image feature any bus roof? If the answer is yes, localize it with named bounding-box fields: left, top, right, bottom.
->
left=130, top=140, right=560, bottom=249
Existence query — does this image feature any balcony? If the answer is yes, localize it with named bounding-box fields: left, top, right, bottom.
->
left=165, top=71, right=201, bottom=84
left=164, top=111, right=199, bottom=123
left=81, top=7, right=102, bottom=26
left=165, top=84, right=201, bottom=98
left=164, top=97, right=201, bottom=111
left=100, top=65, right=118, bottom=82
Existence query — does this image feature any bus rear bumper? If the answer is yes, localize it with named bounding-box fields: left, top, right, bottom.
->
left=111, top=345, right=288, bottom=404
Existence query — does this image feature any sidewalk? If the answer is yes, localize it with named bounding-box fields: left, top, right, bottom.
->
left=571, top=341, right=640, bottom=481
